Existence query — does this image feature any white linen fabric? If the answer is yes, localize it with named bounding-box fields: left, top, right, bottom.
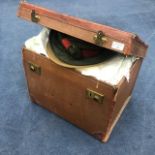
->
left=25, top=28, right=137, bottom=86
left=25, top=28, right=50, bottom=57
left=76, top=55, right=136, bottom=85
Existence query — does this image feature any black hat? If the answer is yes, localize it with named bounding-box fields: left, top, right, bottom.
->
left=46, top=30, right=117, bottom=68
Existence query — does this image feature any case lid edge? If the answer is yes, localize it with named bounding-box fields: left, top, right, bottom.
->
left=17, top=2, right=148, bottom=58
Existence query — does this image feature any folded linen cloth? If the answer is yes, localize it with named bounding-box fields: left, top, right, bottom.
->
left=25, top=28, right=137, bottom=85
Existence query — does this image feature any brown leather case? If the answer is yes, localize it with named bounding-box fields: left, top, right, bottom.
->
left=17, top=1, right=148, bottom=142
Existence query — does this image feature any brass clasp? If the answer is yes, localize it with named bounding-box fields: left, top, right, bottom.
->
left=86, top=89, right=104, bottom=104
left=93, top=31, right=107, bottom=46
left=28, top=62, right=41, bottom=75
left=31, top=10, right=40, bottom=23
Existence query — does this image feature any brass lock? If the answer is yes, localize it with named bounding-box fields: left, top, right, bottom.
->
left=28, top=62, right=41, bottom=75
left=31, top=10, right=40, bottom=23
left=86, top=89, right=104, bottom=104
left=93, top=31, right=107, bottom=46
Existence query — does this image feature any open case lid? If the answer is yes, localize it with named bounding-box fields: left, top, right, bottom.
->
left=17, top=0, right=148, bottom=58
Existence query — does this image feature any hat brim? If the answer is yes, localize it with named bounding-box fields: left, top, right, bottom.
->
left=46, top=41, right=102, bottom=68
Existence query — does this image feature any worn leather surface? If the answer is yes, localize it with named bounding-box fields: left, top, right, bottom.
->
left=0, top=0, right=155, bottom=155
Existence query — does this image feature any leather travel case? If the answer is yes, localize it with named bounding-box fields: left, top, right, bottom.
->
left=17, top=1, right=148, bottom=142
